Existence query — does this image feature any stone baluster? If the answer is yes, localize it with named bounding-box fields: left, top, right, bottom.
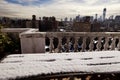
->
left=49, top=37, right=54, bottom=53
left=81, top=37, right=87, bottom=52
left=117, top=37, right=120, bottom=51
left=96, top=37, right=102, bottom=51
left=66, top=37, right=70, bottom=52
left=74, top=37, right=79, bottom=52
left=57, top=78, right=63, bottom=80
left=104, top=37, right=109, bottom=50
left=89, top=37, right=94, bottom=51
left=57, top=37, right=62, bottom=53
left=111, top=37, right=116, bottom=50
left=69, top=76, right=74, bottom=80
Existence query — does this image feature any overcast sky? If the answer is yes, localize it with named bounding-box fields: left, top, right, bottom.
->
left=0, top=0, right=120, bottom=20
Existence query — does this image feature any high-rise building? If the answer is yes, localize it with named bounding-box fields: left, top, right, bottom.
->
left=70, top=18, right=72, bottom=22
left=64, top=17, right=68, bottom=22
left=103, top=8, right=107, bottom=21
left=109, top=15, right=114, bottom=20
left=38, top=16, right=58, bottom=32
left=75, top=15, right=80, bottom=22
left=95, top=14, right=98, bottom=20
left=32, top=15, right=36, bottom=21
left=32, top=15, right=37, bottom=28
left=98, top=16, right=102, bottom=22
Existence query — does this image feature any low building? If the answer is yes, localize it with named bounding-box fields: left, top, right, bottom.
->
left=73, top=22, right=91, bottom=32
left=91, top=20, right=101, bottom=32
left=73, top=16, right=92, bottom=32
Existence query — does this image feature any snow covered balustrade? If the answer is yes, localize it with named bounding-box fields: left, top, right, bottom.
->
left=1, top=28, right=120, bottom=53
left=20, top=29, right=120, bottom=53
left=0, top=51, right=120, bottom=80
left=46, top=32, right=120, bottom=53
left=1, top=28, right=31, bottom=33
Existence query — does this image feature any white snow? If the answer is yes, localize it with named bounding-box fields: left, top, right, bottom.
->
left=0, top=51, right=120, bottom=80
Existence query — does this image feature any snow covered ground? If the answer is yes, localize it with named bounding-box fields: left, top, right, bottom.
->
left=0, top=51, right=120, bottom=80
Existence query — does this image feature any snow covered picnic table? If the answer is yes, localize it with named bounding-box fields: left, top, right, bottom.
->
left=0, top=51, right=120, bottom=80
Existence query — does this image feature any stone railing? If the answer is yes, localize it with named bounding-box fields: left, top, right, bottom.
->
left=46, top=32, right=120, bottom=53
left=1, top=28, right=31, bottom=33
left=1, top=28, right=120, bottom=53
left=19, top=29, right=120, bottom=53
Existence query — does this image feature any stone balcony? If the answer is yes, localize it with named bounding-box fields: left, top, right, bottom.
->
left=1, top=28, right=120, bottom=53
left=1, top=28, right=120, bottom=80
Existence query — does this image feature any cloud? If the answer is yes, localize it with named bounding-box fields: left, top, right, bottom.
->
left=0, top=0, right=119, bottom=20
left=18, top=0, right=39, bottom=3
left=83, top=0, right=98, bottom=4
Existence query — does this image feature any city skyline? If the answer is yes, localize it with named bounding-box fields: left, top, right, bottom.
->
left=0, top=0, right=120, bottom=20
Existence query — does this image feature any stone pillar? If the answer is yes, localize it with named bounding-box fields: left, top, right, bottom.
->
left=111, top=37, right=116, bottom=50
left=66, top=37, right=70, bottom=52
left=74, top=37, right=79, bottom=52
left=49, top=37, right=54, bottom=53
left=89, top=37, right=94, bottom=51
left=104, top=37, right=109, bottom=50
left=20, top=31, right=46, bottom=53
left=57, top=37, right=62, bottom=53
left=96, top=37, right=102, bottom=51
left=117, top=37, right=120, bottom=51
left=81, top=37, right=87, bottom=52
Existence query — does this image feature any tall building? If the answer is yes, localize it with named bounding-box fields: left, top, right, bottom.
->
left=115, top=15, right=120, bottom=22
left=109, top=15, right=114, bottom=20
left=98, top=16, right=102, bottom=22
left=103, top=8, right=107, bottom=21
left=75, top=15, right=80, bottom=22
left=64, top=17, right=68, bottom=22
left=95, top=14, right=98, bottom=20
left=38, top=16, right=58, bottom=32
left=70, top=18, right=72, bottom=21
left=32, top=15, right=37, bottom=28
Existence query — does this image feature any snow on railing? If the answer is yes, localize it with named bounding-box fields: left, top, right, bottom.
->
left=1, top=28, right=31, bottom=33
left=46, top=32, right=120, bottom=53
left=1, top=28, right=120, bottom=53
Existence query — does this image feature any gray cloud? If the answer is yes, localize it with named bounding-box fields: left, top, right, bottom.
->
left=0, top=0, right=119, bottom=20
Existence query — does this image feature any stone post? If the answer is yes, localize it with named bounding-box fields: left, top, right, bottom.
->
left=20, top=31, right=46, bottom=53
left=111, top=37, right=116, bottom=50
left=104, top=37, right=109, bottom=50
left=89, top=37, right=94, bottom=51
left=81, top=37, right=87, bottom=52
left=96, top=37, right=102, bottom=51
left=117, top=37, right=120, bottom=51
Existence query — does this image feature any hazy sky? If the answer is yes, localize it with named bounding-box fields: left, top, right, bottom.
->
left=0, top=0, right=120, bottom=20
